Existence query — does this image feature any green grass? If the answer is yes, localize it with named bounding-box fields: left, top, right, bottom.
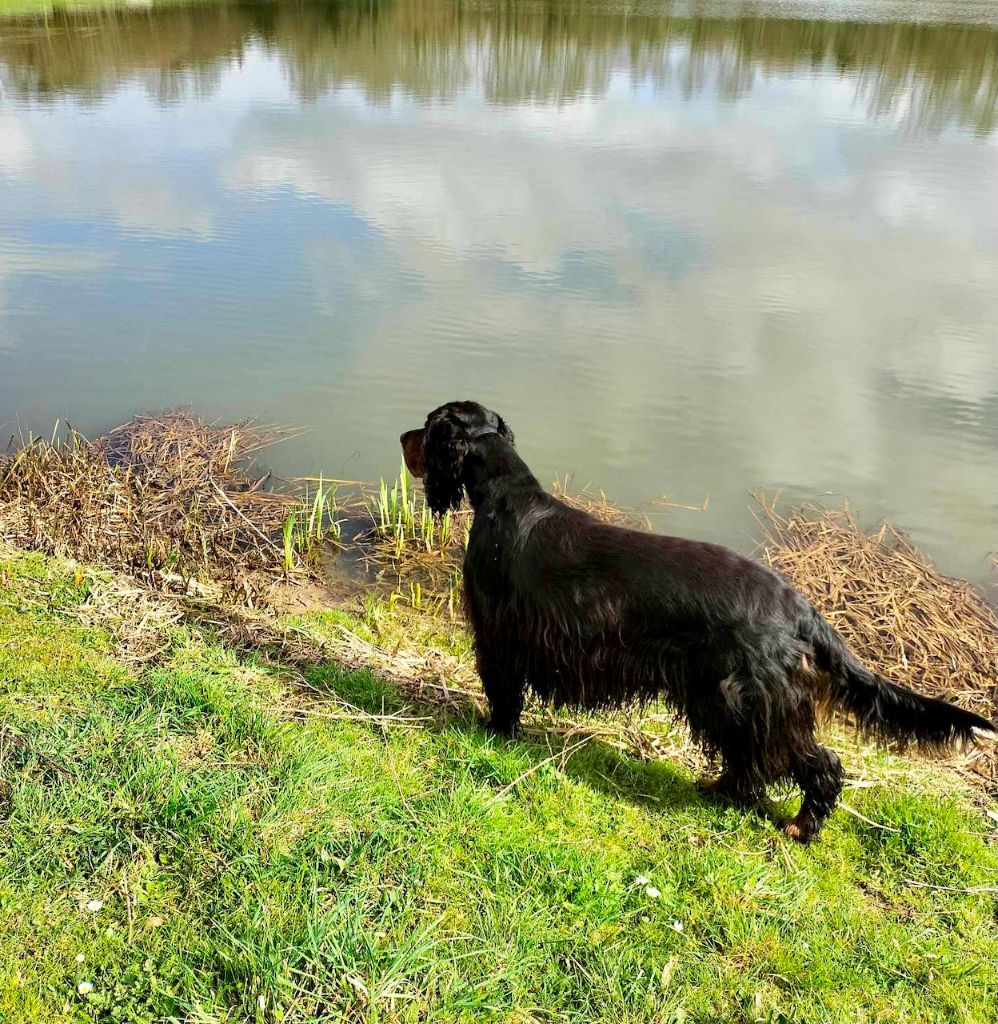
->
left=1, top=546, right=997, bottom=1023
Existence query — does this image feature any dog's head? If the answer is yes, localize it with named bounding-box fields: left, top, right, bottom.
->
left=400, top=401, right=515, bottom=515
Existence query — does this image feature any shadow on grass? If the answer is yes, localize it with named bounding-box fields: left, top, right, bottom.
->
left=300, top=657, right=763, bottom=824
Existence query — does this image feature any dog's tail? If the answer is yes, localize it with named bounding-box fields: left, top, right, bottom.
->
left=804, top=611, right=997, bottom=751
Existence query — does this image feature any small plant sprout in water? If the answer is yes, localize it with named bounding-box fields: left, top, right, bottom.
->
left=363, top=463, right=474, bottom=619
left=281, top=475, right=339, bottom=572
left=374, top=463, right=454, bottom=556
left=447, top=566, right=462, bottom=617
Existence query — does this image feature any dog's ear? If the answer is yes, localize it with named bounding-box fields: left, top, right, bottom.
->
left=495, top=415, right=515, bottom=447
left=423, top=414, right=469, bottom=516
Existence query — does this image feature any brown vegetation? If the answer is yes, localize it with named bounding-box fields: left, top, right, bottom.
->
left=0, top=412, right=311, bottom=602
left=758, top=500, right=998, bottom=791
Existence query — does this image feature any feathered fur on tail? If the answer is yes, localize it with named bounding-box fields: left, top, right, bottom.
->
left=804, top=611, right=997, bottom=751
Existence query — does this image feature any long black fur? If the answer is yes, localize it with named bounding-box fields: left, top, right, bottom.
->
left=400, top=401, right=997, bottom=841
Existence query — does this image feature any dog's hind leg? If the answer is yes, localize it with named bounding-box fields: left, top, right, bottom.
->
left=692, top=674, right=772, bottom=809
left=477, top=642, right=525, bottom=737
left=695, top=770, right=763, bottom=805
left=784, top=741, right=844, bottom=843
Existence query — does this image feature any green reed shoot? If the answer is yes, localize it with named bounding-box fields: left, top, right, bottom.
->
left=282, top=513, right=296, bottom=572
left=374, top=463, right=454, bottom=555
left=282, top=477, right=339, bottom=572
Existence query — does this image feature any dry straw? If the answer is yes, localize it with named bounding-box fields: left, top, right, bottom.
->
left=756, top=496, right=997, bottom=792
left=0, top=412, right=314, bottom=602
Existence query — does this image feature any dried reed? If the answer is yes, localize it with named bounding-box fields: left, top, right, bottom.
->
left=757, top=498, right=997, bottom=791
left=0, top=411, right=328, bottom=602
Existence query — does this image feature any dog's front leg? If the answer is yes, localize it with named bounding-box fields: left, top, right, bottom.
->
left=476, top=642, right=525, bottom=737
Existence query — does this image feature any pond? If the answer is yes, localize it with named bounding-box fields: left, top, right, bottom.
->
left=0, top=0, right=996, bottom=588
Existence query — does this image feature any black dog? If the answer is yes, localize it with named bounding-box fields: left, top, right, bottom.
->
left=400, top=401, right=996, bottom=841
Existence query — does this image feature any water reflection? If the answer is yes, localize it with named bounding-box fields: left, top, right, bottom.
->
left=0, top=0, right=996, bottom=589
left=1, top=0, right=996, bottom=133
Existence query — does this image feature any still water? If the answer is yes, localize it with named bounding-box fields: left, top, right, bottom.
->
left=1, top=0, right=996, bottom=585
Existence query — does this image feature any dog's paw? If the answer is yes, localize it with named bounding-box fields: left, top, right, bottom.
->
left=782, top=815, right=818, bottom=844
left=484, top=716, right=518, bottom=739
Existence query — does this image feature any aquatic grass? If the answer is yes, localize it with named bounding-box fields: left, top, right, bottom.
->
left=373, top=463, right=457, bottom=557
left=282, top=512, right=297, bottom=573
left=362, top=464, right=468, bottom=617
left=281, top=476, right=340, bottom=572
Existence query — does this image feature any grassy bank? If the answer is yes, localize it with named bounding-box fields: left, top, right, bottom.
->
left=2, top=543, right=997, bottom=1023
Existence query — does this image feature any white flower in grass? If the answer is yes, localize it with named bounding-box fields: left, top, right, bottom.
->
left=672, top=920, right=684, bottom=933
left=635, top=875, right=650, bottom=886
left=85, top=899, right=103, bottom=913
left=77, top=982, right=93, bottom=996
left=645, top=886, right=661, bottom=899
left=75, top=954, right=85, bottom=964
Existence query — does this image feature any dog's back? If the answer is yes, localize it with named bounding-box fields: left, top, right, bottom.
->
left=403, top=400, right=997, bottom=841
